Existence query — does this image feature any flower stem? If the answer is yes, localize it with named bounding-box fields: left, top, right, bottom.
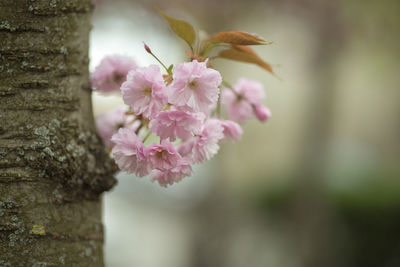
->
left=142, top=131, right=151, bottom=143
left=222, top=80, right=240, bottom=97
left=135, top=123, right=143, bottom=135
left=144, top=43, right=169, bottom=73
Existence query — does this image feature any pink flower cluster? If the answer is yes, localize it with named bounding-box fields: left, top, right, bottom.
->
left=222, top=78, right=271, bottom=123
left=92, top=54, right=271, bottom=187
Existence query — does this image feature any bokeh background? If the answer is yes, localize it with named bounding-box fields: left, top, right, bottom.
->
left=90, top=0, right=400, bottom=266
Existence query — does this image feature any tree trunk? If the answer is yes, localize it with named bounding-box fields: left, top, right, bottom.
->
left=0, top=0, right=116, bottom=266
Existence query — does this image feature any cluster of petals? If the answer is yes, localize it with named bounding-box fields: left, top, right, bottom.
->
left=178, top=119, right=225, bottom=164
left=147, top=140, right=181, bottom=170
left=222, top=78, right=271, bottom=123
left=111, top=128, right=150, bottom=177
left=150, top=159, right=192, bottom=187
left=167, top=60, right=222, bottom=114
left=91, top=55, right=138, bottom=93
left=121, top=65, right=168, bottom=119
left=149, top=109, right=205, bottom=141
left=147, top=140, right=193, bottom=187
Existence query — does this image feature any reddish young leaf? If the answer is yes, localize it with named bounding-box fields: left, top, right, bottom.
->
left=219, top=46, right=256, bottom=63
left=156, top=8, right=196, bottom=48
left=233, top=45, right=274, bottom=73
left=218, top=45, right=274, bottom=74
left=208, top=30, right=267, bottom=45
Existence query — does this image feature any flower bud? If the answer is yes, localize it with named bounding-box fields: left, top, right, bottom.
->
left=220, top=120, right=243, bottom=141
left=253, top=105, right=271, bottom=122
left=143, top=43, right=152, bottom=53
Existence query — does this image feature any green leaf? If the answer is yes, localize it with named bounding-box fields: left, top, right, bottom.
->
left=156, top=8, right=196, bottom=48
left=167, top=64, right=174, bottom=75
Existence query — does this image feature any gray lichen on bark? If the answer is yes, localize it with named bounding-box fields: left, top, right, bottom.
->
left=0, top=0, right=116, bottom=266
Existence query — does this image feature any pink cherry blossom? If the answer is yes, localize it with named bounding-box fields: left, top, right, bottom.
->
left=91, top=55, right=138, bottom=93
left=121, top=65, right=168, bottom=119
left=220, top=120, right=243, bottom=141
left=222, top=78, right=268, bottom=123
left=222, top=89, right=254, bottom=123
left=233, top=78, right=265, bottom=105
left=182, top=119, right=224, bottom=164
left=111, top=128, right=151, bottom=177
left=253, top=105, right=271, bottom=122
left=95, top=106, right=137, bottom=148
left=149, top=110, right=205, bottom=141
left=167, top=60, right=222, bottom=114
left=150, top=159, right=192, bottom=187
left=147, top=140, right=181, bottom=170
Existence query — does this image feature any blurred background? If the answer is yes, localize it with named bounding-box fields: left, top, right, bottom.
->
left=90, top=0, right=400, bottom=266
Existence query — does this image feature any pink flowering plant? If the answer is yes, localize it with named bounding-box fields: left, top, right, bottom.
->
left=92, top=10, right=276, bottom=187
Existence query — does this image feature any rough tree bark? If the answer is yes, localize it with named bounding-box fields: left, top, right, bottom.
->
left=0, top=0, right=116, bottom=266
